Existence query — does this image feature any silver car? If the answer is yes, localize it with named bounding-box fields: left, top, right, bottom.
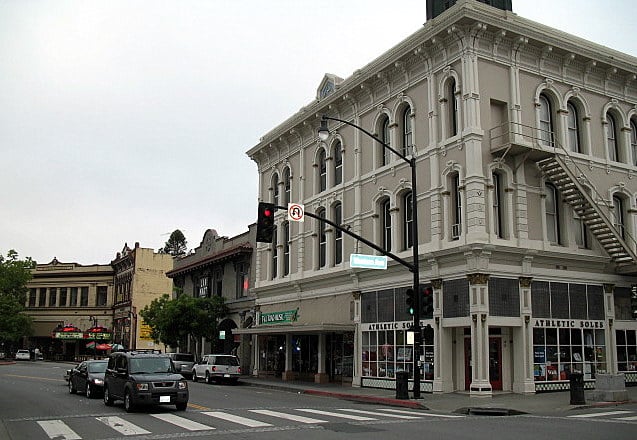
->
left=166, top=353, right=195, bottom=379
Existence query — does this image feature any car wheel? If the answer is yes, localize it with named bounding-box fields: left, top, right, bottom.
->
left=86, top=383, right=93, bottom=399
left=192, top=371, right=197, bottom=382
left=103, top=386, right=114, bottom=406
left=124, top=390, right=135, bottom=413
left=205, top=371, right=212, bottom=384
left=175, top=402, right=187, bottom=411
left=68, top=378, right=77, bottom=394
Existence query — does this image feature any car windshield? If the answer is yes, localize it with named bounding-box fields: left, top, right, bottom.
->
left=173, top=354, right=194, bottom=362
left=129, top=357, right=173, bottom=374
left=88, top=362, right=108, bottom=373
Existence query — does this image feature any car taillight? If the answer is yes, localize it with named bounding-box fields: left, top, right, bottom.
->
left=211, top=366, right=216, bottom=372
left=238, top=367, right=241, bottom=374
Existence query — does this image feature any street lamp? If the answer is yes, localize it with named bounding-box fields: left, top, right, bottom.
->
left=318, top=115, right=423, bottom=399
left=88, top=315, right=98, bottom=359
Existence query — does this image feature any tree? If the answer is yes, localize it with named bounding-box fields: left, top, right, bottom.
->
left=139, top=293, right=228, bottom=353
left=0, top=250, right=36, bottom=351
left=163, top=230, right=187, bottom=256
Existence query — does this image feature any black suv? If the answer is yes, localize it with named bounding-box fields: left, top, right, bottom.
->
left=103, top=351, right=189, bottom=412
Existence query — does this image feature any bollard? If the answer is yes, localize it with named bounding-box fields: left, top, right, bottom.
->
left=395, top=371, right=409, bottom=400
left=569, top=372, right=585, bottom=405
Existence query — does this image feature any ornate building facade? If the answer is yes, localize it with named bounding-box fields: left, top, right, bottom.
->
left=245, top=0, right=637, bottom=394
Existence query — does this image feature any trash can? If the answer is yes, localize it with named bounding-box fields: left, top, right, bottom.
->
left=395, top=371, right=409, bottom=400
left=569, top=372, right=585, bottom=405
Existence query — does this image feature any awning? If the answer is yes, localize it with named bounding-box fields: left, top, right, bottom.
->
left=233, top=323, right=355, bottom=335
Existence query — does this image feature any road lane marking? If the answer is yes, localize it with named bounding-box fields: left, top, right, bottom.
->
left=37, top=420, right=81, bottom=439
left=295, top=408, right=377, bottom=421
left=202, top=411, right=273, bottom=427
left=614, top=415, right=637, bottom=421
left=4, top=374, right=65, bottom=382
left=96, top=416, right=151, bottom=435
left=150, top=413, right=213, bottom=431
left=187, top=402, right=210, bottom=410
left=337, top=408, right=422, bottom=419
left=379, top=408, right=465, bottom=418
left=250, top=409, right=327, bottom=424
left=569, top=411, right=632, bottom=418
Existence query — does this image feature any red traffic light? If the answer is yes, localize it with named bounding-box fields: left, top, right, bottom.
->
left=264, top=208, right=273, bottom=217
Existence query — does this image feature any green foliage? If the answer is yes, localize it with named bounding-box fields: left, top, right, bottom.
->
left=163, top=230, right=187, bottom=256
left=0, top=250, right=36, bottom=345
left=139, top=293, right=228, bottom=350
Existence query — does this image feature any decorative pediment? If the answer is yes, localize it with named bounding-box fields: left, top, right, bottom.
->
left=317, top=73, right=343, bottom=101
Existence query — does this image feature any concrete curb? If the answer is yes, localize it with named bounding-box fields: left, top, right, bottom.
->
left=303, top=389, right=428, bottom=409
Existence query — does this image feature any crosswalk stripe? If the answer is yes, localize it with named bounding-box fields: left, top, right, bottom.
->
left=202, top=411, right=273, bottom=427
left=149, top=413, right=213, bottom=431
left=250, top=409, right=327, bottom=424
left=37, top=420, right=81, bottom=440
left=338, top=408, right=422, bottom=419
left=96, top=416, right=151, bottom=435
left=379, top=408, right=465, bottom=418
left=569, top=411, right=632, bottom=418
left=296, top=408, right=377, bottom=421
left=614, top=415, right=637, bottom=421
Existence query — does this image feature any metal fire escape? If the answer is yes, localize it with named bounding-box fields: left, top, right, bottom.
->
left=490, top=122, right=637, bottom=275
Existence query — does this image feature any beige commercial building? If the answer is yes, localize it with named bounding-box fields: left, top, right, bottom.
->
left=245, top=0, right=637, bottom=394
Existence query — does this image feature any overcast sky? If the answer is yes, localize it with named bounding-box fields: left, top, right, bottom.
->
left=1, top=0, right=635, bottom=265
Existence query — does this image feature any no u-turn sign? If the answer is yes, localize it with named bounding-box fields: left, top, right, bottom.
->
left=288, top=203, right=304, bottom=222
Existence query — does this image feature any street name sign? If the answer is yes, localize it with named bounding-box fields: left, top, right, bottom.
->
left=350, top=253, right=388, bottom=270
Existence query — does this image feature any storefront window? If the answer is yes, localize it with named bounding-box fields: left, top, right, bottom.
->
left=533, top=327, right=606, bottom=382
left=616, top=329, right=637, bottom=372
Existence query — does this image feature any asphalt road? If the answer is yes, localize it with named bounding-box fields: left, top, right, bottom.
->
left=1, top=361, right=636, bottom=440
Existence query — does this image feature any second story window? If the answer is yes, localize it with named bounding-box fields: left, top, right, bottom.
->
left=70, top=287, right=78, bottom=306
left=28, top=288, right=36, bottom=307
left=451, top=174, right=462, bottom=240
left=59, top=288, right=67, bottom=307
left=493, top=172, right=505, bottom=238
left=334, top=203, right=342, bottom=265
left=39, top=288, right=46, bottom=307
left=382, top=199, right=392, bottom=252
left=235, top=263, right=249, bottom=298
left=96, top=286, right=107, bottom=306
left=49, top=288, right=57, bottom=307
left=80, top=287, right=89, bottom=307
left=545, top=183, right=560, bottom=245
left=318, top=208, right=326, bottom=268
left=283, top=167, right=291, bottom=205
left=334, top=142, right=343, bottom=186
left=631, top=119, right=637, bottom=166
left=283, top=222, right=290, bottom=276
left=403, top=192, right=413, bottom=249
left=539, top=94, right=554, bottom=147
left=198, top=276, right=209, bottom=298
left=381, top=116, right=391, bottom=166
left=613, top=195, right=626, bottom=239
left=567, top=101, right=581, bottom=153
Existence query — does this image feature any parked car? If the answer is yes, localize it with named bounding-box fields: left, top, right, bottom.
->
left=166, top=353, right=195, bottom=379
left=192, top=354, right=241, bottom=384
left=103, top=351, right=188, bottom=412
left=68, top=360, right=108, bottom=398
left=15, top=350, right=31, bottom=361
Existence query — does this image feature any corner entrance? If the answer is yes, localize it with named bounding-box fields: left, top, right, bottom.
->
left=463, top=333, right=503, bottom=391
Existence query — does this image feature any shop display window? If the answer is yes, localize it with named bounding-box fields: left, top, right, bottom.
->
left=533, top=327, right=606, bottom=382
left=616, top=329, right=637, bottom=372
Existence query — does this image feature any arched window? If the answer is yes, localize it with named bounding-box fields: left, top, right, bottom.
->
left=607, top=113, right=620, bottom=162
left=334, top=142, right=343, bottom=186
left=283, top=221, right=290, bottom=276
left=451, top=173, right=461, bottom=240
left=545, top=183, right=560, bottom=244
left=403, top=192, right=413, bottom=249
left=492, top=171, right=505, bottom=238
left=283, top=168, right=291, bottom=205
left=539, top=94, right=554, bottom=146
left=380, top=116, right=391, bottom=166
left=333, top=202, right=342, bottom=265
left=317, top=207, right=326, bottom=268
left=613, top=195, right=626, bottom=239
left=630, top=119, right=637, bottom=166
left=271, top=225, right=278, bottom=279
left=271, top=173, right=279, bottom=205
left=402, top=106, right=413, bottom=157
left=567, top=101, right=581, bottom=153
left=448, top=77, right=458, bottom=137
left=382, top=198, right=392, bottom=252
left=318, top=149, right=327, bottom=192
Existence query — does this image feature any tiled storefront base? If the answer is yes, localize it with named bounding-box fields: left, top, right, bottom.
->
left=361, top=377, right=433, bottom=393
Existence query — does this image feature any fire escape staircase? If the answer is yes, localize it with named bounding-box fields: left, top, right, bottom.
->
left=491, top=122, right=637, bottom=275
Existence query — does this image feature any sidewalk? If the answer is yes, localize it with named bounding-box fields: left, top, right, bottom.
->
left=240, top=376, right=637, bottom=415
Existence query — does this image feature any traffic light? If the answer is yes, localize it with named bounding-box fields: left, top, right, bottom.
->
left=256, top=202, right=276, bottom=243
left=421, top=285, right=434, bottom=318
left=631, top=285, right=637, bottom=320
left=405, top=288, right=415, bottom=315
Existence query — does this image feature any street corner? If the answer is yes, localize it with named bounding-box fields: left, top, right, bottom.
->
left=303, top=389, right=430, bottom=410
